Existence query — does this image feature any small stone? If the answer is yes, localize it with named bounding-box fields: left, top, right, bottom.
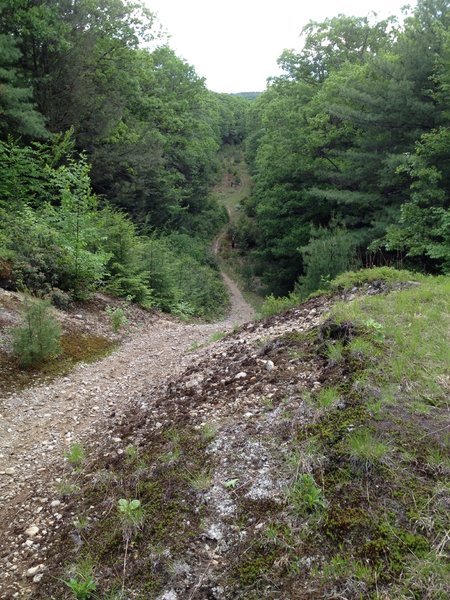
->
left=265, top=360, right=275, bottom=371
left=33, top=573, right=44, bottom=583
left=50, top=500, right=61, bottom=508
left=25, top=525, right=39, bottom=538
left=235, top=372, right=247, bottom=380
left=5, top=467, right=15, bottom=475
left=26, top=565, right=41, bottom=577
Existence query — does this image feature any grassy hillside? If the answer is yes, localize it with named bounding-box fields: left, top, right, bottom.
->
left=28, top=268, right=449, bottom=598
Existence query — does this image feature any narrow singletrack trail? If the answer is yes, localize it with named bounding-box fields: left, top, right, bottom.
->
left=0, top=153, right=256, bottom=597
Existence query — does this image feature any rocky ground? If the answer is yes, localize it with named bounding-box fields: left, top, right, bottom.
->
left=1, top=275, right=448, bottom=599
left=0, top=275, right=255, bottom=598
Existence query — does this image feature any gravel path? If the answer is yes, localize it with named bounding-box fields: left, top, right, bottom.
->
left=0, top=272, right=255, bottom=598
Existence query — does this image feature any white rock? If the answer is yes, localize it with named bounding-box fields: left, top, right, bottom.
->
left=157, top=590, right=178, bottom=600
left=50, top=500, right=61, bottom=508
left=25, top=525, right=39, bottom=538
left=26, top=565, right=41, bottom=577
left=265, top=360, right=275, bottom=371
left=235, top=372, right=247, bottom=380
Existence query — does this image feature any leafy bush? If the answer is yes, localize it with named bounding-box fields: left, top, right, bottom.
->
left=65, top=575, right=96, bottom=600
left=49, top=288, right=73, bottom=310
left=64, top=443, right=86, bottom=470
left=12, top=299, right=61, bottom=366
left=288, top=474, right=326, bottom=516
left=105, top=306, right=128, bottom=333
left=259, top=291, right=300, bottom=317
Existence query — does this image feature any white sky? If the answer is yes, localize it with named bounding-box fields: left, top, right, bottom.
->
left=146, top=1, right=416, bottom=93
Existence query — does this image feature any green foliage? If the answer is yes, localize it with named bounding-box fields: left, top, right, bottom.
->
left=118, top=498, right=144, bottom=531
left=64, top=561, right=97, bottom=599
left=316, top=386, right=340, bottom=409
left=245, top=3, right=450, bottom=293
left=296, top=228, right=358, bottom=298
left=347, top=429, right=390, bottom=468
left=0, top=138, right=109, bottom=299
left=288, top=474, right=326, bottom=516
left=259, top=291, right=300, bottom=318
left=331, top=270, right=450, bottom=408
left=326, top=341, right=345, bottom=361
left=65, top=443, right=86, bottom=470
left=0, top=136, right=228, bottom=319
left=330, top=266, right=415, bottom=290
left=0, top=4, right=237, bottom=320
left=65, top=575, right=96, bottom=600
left=12, top=298, right=61, bottom=366
left=209, top=330, right=227, bottom=342
left=0, top=34, right=47, bottom=139
left=383, top=128, right=450, bottom=272
left=105, top=306, right=128, bottom=333
left=141, top=235, right=228, bottom=320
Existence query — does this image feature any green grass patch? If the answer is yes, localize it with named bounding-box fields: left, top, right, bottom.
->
left=330, top=266, right=418, bottom=290
left=330, top=273, right=450, bottom=409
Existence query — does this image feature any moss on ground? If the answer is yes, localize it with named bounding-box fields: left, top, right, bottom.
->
left=0, top=333, right=115, bottom=396
left=37, top=427, right=213, bottom=598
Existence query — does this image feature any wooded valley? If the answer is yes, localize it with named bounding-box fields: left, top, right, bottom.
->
left=1, top=0, right=449, bottom=313
left=1, top=2, right=450, bottom=599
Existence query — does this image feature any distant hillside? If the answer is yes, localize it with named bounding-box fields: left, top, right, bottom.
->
left=231, top=91, right=262, bottom=100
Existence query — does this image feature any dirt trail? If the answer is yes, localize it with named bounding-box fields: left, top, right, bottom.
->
left=0, top=268, right=255, bottom=597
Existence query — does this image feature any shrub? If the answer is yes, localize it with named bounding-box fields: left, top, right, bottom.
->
left=260, top=291, right=300, bottom=317
left=64, top=443, right=86, bottom=470
left=49, top=288, right=73, bottom=310
left=105, top=306, right=128, bottom=333
left=12, top=299, right=61, bottom=366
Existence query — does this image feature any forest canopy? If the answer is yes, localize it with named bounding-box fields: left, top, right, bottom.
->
left=1, top=0, right=450, bottom=307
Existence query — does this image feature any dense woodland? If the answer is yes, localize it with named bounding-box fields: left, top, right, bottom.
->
left=240, top=0, right=450, bottom=296
left=0, top=0, right=247, bottom=317
left=1, top=0, right=450, bottom=312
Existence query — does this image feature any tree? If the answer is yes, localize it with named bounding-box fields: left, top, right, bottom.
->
left=0, top=33, right=46, bottom=138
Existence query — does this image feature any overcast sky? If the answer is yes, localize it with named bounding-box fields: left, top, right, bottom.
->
left=146, top=1, right=416, bottom=93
